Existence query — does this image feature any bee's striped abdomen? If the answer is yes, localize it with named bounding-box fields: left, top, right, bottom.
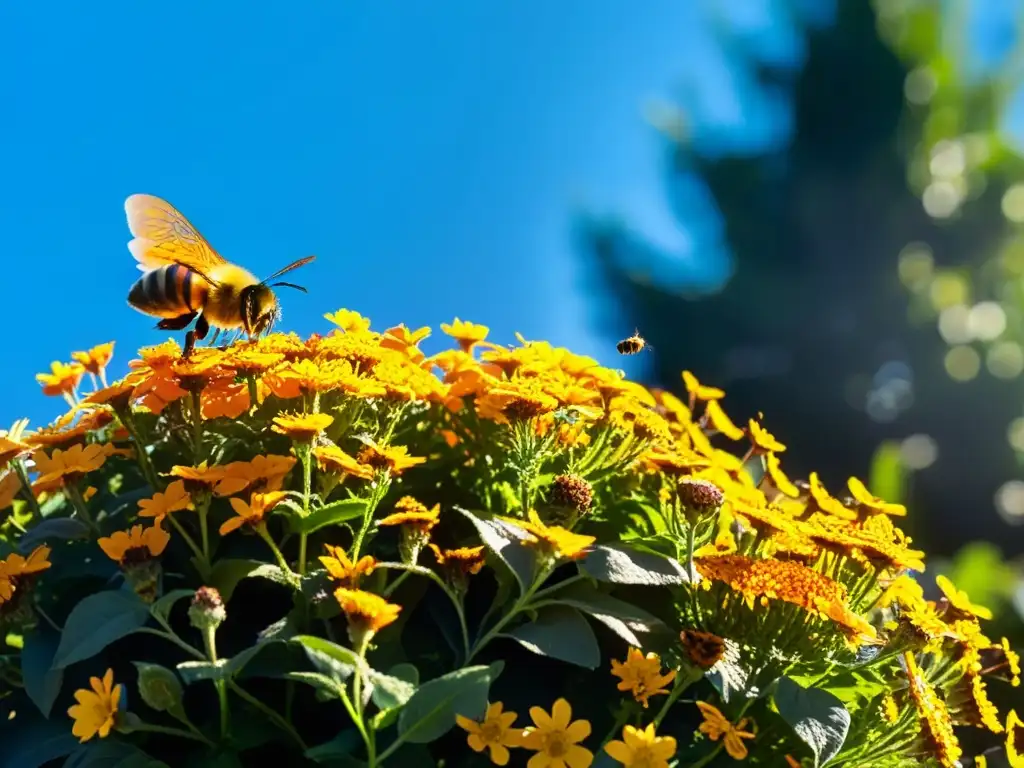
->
left=127, top=265, right=209, bottom=319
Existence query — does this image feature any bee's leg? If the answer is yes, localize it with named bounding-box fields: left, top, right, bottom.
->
left=184, top=316, right=210, bottom=359
left=208, top=329, right=221, bottom=347
left=156, top=312, right=197, bottom=331
left=183, top=331, right=196, bottom=359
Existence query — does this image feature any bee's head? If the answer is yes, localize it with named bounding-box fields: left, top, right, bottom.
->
left=240, top=284, right=279, bottom=338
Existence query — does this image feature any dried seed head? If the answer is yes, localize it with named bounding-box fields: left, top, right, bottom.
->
left=549, top=474, right=593, bottom=517
left=678, top=478, right=724, bottom=518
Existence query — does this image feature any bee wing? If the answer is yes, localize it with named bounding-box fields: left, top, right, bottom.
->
left=125, top=194, right=226, bottom=275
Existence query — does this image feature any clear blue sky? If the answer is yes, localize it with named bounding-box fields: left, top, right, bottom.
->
left=1, top=1, right=824, bottom=427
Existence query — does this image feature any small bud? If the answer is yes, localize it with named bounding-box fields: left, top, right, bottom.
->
left=677, top=478, right=724, bottom=522
left=133, top=662, right=184, bottom=713
left=549, top=474, right=593, bottom=520
left=188, top=586, right=226, bottom=631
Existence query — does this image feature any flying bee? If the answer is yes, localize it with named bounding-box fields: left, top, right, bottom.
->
left=124, top=194, right=315, bottom=357
left=616, top=330, right=650, bottom=356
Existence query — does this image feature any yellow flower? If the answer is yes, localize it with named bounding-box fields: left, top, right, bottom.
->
left=378, top=496, right=441, bottom=532
left=200, top=379, right=251, bottom=419
left=36, top=361, right=85, bottom=398
left=441, top=318, right=490, bottom=353
left=807, top=472, right=857, bottom=521
left=219, top=491, right=288, bottom=536
left=680, top=628, right=727, bottom=669
left=981, top=637, right=1021, bottom=687
left=846, top=476, right=906, bottom=516
left=430, top=543, right=486, bottom=576
left=356, top=440, right=426, bottom=475
left=0, top=471, right=21, bottom=510
left=32, top=443, right=115, bottom=487
left=455, top=701, right=523, bottom=766
left=319, top=544, right=376, bottom=588
left=313, top=444, right=375, bottom=480
left=936, top=575, right=993, bottom=621
left=1007, top=709, right=1023, bottom=768
left=0, top=432, right=31, bottom=464
left=747, top=417, right=785, bottom=453
left=137, top=480, right=193, bottom=521
left=522, top=698, right=593, bottom=768
left=168, top=461, right=227, bottom=491
left=68, top=668, right=121, bottom=742
left=704, top=400, right=744, bottom=440
left=72, top=343, right=115, bottom=377
left=213, top=454, right=297, bottom=496
left=515, top=511, right=595, bottom=561
left=0, top=544, right=52, bottom=607
left=881, top=694, right=900, bottom=724
left=272, top=412, right=334, bottom=441
left=905, top=652, right=962, bottom=768
left=609, top=648, right=676, bottom=708
left=696, top=701, right=756, bottom=760
left=878, top=573, right=925, bottom=610
left=604, top=723, right=677, bottom=768
left=764, top=453, right=799, bottom=498
left=324, top=308, right=372, bottom=333
left=26, top=410, right=114, bottom=449
left=98, top=522, right=171, bottom=565
left=334, top=587, right=401, bottom=634
left=682, top=371, right=724, bottom=401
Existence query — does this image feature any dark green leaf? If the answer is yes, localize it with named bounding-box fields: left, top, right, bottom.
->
left=503, top=605, right=600, bottom=669
left=369, top=663, right=418, bottom=711
left=454, top=507, right=534, bottom=592
left=17, top=518, right=91, bottom=552
left=21, top=628, right=64, bottom=717
left=285, top=671, right=346, bottom=699
left=246, top=563, right=292, bottom=586
left=292, top=635, right=365, bottom=683
left=580, top=544, right=688, bottom=585
left=176, top=660, right=227, bottom=685
left=774, top=676, right=851, bottom=768
left=556, top=585, right=667, bottom=646
left=304, top=730, right=366, bottom=766
left=707, top=656, right=755, bottom=703
left=132, top=662, right=184, bottom=713
left=291, top=498, right=366, bottom=534
left=397, top=664, right=496, bottom=744
left=207, top=558, right=264, bottom=602
left=53, top=590, right=151, bottom=669
left=63, top=739, right=168, bottom=767
left=0, top=717, right=79, bottom=768
left=148, top=589, right=194, bottom=627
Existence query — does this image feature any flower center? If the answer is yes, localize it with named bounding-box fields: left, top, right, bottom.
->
left=480, top=722, right=503, bottom=743
left=544, top=733, right=568, bottom=757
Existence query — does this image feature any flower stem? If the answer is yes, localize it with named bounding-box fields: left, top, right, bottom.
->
left=165, top=512, right=209, bottom=578
left=196, top=496, right=211, bottom=563
left=653, top=668, right=701, bottom=727
left=467, top=564, right=552, bottom=662
left=191, top=390, right=204, bottom=463
left=256, top=524, right=299, bottom=585
left=298, top=532, right=308, bottom=576
left=202, top=624, right=230, bottom=740
left=12, top=459, right=42, bottom=520
left=350, top=477, right=389, bottom=561
left=119, top=720, right=215, bottom=746
left=117, top=407, right=162, bottom=492
left=686, top=520, right=698, bottom=584
left=135, top=627, right=206, bottom=660
left=66, top=483, right=98, bottom=535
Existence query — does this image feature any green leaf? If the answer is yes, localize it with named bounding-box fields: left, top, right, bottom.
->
left=707, top=656, right=755, bottom=703
left=21, top=628, right=64, bottom=717
left=53, top=590, right=151, bottom=669
left=580, top=544, right=688, bottom=585
left=149, top=589, right=194, bottom=627
left=774, top=676, right=851, bottom=768
left=369, top=663, right=418, bottom=711
left=0, top=720, right=79, bottom=768
left=304, top=731, right=366, bottom=765
left=286, top=670, right=347, bottom=700
left=132, top=662, right=184, bottom=713
left=555, top=584, right=667, bottom=646
left=292, top=635, right=366, bottom=683
left=397, top=664, right=497, bottom=744
left=503, top=605, right=600, bottom=669
left=176, top=659, right=228, bottom=685
left=17, top=518, right=91, bottom=552
left=454, top=506, right=534, bottom=592
left=208, top=558, right=265, bottom=602
left=63, top=740, right=168, bottom=767
left=291, top=498, right=366, bottom=534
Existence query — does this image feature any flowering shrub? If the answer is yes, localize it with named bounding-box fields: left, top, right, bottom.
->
left=0, top=311, right=1021, bottom=768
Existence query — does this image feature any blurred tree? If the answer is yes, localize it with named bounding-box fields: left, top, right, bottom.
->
left=578, top=0, right=1024, bottom=556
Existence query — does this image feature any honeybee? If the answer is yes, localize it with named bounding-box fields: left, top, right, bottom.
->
left=124, top=194, right=315, bottom=357
left=616, top=330, right=649, bottom=355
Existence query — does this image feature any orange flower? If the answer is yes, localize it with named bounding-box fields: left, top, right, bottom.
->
left=380, top=324, right=431, bottom=355
left=319, top=544, right=376, bottom=588
left=68, top=668, right=121, bottom=742
left=356, top=440, right=426, bottom=475
left=219, top=491, right=288, bottom=535
left=610, top=648, right=676, bottom=708
left=201, top=379, right=251, bottom=419
left=441, top=318, right=490, bottom=353
left=32, top=443, right=115, bottom=487
left=430, top=544, right=486, bottom=576
left=696, top=701, right=755, bottom=760
left=0, top=432, right=31, bottom=464
left=98, top=522, right=171, bottom=564
left=334, top=587, right=401, bottom=634
left=313, top=444, right=375, bottom=479
left=36, top=361, right=85, bottom=398
left=378, top=496, right=441, bottom=532
left=272, top=412, right=334, bottom=441
left=72, top=343, right=115, bottom=377
left=26, top=410, right=115, bottom=449
left=0, top=545, right=52, bottom=580
left=455, top=701, right=523, bottom=766
left=0, top=472, right=21, bottom=510
left=168, top=462, right=226, bottom=491
left=137, top=480, right=193, bottom=521
left=213, top=454, right=297, bottom=496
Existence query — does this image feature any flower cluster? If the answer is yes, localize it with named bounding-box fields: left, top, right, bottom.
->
left=0, top=313, right=1018, bottom=767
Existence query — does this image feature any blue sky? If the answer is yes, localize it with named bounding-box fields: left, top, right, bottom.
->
left=1, top=1, right=834, bottom=428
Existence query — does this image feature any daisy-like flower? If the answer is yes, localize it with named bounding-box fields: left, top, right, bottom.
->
left=313, top=444, right=375, bottom=480
left=214, top=454, right=297, bottom=496
left=747, top=417, right=785, bottom=454
left=68, top=668, right=121, bottom=742
left=219, top=491, right=288, bottom=536
left=455, top=701, right=523, bottom=766
left=168, top=462, right=227, bottom=493
left=609, top=648, right=676, bottom=708
left=0, top=431, right=31, bottom=464
left=32, top=443, right=115, bottom=487
left=936, top=575, right=993, bottom=621
left=430, top=543, right=486, bottom=580
left=137, top=480, right=193, bottom=521
left=764, top=452, right=800, bottom=498
left=696, top=701, right=756, bottom=760
left=441, top=318, right=490, bottom=353
left=522, top=698, right=593, bottom=768
left=272, top=412, right=334, bottom=442
left=379, top=496, right=441, bottom=531
left=98, top=522, right=171, bottom=565
left=980, top=637, right=1021, bottom=687
left=682, top=371, right=724, bottom=402
left=0, top=545, right=52, bottom=607
left=72, top=342, right=115, bottom=380
left=334, top=587, right=401, bottom=645
left=807, top=472, right=857, bottom=521
left=319, top=544, right=376, bottom=588
left=846, top=476, right=906, bottom=517
left=0, top=471, right=21, bottom=510
left=356, top=439, right=426, bottom=475
left=36, top=361, right=85, bottom=399
left=703, top=400, right=744, bottom=440
left=324, top=308, right=372, bottom=333
left=514, top=510, right=595, bottom=562
left=604, top=723, right=677, bottom=768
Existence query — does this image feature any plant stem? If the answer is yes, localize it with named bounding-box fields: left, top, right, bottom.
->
left=117, top=407, right=162, bottom=492
left=340, top=687, right=376, bottom=765
left=298, top=532, right=308, bottom=576
left=120, top=720, right=215, bottom=746
left=686, top=520, right=698, bottom=584
left=135, top=627, right=206, bottom=660
left=256, top=524, right=299, bottom=585
left=196, top=496, right=211, bottom=563
left=467, top=564, right=552, bottom=662
left=228, top=680, right=308, bottom=751
left=12, top=459, right=42, bottom=520
left=653, top=668, right=701, bottom=727
left=191, top=390, right=204, bottom=463
left=202, top=624, right=230, bottom=740
left=66, top=483, right=98, bottom=535
left=165, top=512, right=209, bottom=578
left=350, top=477, right=389, bottom=561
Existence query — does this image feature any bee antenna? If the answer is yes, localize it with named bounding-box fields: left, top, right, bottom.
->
left=270, top=281, right=308, bottom=293
left=260, top=255, right=315, bottom=285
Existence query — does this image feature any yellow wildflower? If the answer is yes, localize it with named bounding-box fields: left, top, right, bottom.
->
left=905, top=652, right=962, bottom=767
left=764, top=452, right=800, bottom=498
left=36, top=361, right=85, bottom=399
left=609, top=648, right=676, bottom=708
left=455, top=701, right=523, bottom=766
left=98, top=522, right=171, bottom=565
left=137, top=480, right=193, bottom=521
left=67, top=668, right=121, bottom=742
left=0, top=471, right=21, bottom=510
left=936, top=575, right=993, bottom=621
left=272, top=412, right=334, bottom=441
left=324, top=308, right=372, bottom=333
left=846, top=476, right=906, bottom=516
left=356, top=440, right=426, bottom=475
left=441, top=318, right=490, bottom=353
left=515, top=511, right=595, bottom=561
left=696, top=701, right=756, bottom=760
left=522, top=698, right=593, bottom=768
left=219, top=491, right=288, bottom=536
left=378, top=496, right=441, bottom=532
left=1007, top=710, right=1023, bottom=768
left=32, top=443, right=115, bottom=487
left=72, top=343, right=115, bottom=377
left=312, top=444, right=375, bottom=480
left=605, top=723, right=677, bottom=768
left=682, top=371, right=724, bottom=401
left=704, top=399, right=744, bottom=440
left=747, top=417, right=785, bottom=453
left=334, top=588, right=401, bottom=635
left=319, top=544, right=376, bottom=588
